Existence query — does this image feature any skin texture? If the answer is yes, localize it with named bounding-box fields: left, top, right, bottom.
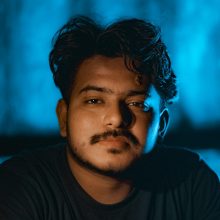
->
left=56, top=55, right=169, bottom=204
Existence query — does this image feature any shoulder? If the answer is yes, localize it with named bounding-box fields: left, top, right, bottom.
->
left=0, top=143, right=67, bottom=219
left=155, top=146, right=219, bottom=183
left=0, top=143, right=66, bottom=194
left=143, top=146, right=202, bottom=175
left=154, top=146, right=201, bottom=170
left=152, top=147, right=220, bottom=218
left=0, top=143, right=65, bottom=172
left=156, top=146, right=219, bottom=183
left=129, top=146, right=219, bottom=190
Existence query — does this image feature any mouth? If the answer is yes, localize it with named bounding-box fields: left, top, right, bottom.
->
left=90, top=130, right=139, bottom=146
left=98, top=137, right=130, bottom=148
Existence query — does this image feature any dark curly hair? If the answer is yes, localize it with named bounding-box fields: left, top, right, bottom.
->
left=49, top=15, right=177, bottom=105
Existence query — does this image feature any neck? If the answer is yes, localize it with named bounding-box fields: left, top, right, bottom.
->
left=66, top=149, right=132, bottom=205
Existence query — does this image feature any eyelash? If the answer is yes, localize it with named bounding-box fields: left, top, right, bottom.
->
left=128, top=102, right=144, bottom=107
left=85, top=98, right=103, bottom=104
left=85, top=99, right=150, bottom=111
left=128, top=102, right=151, bottom=111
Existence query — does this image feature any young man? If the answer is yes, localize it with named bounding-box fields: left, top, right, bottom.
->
left=0, top=16, right=219, bottom=219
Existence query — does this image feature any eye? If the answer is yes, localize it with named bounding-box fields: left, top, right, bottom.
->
left=128, top=102, right=144, bottom=108
left=86, top=99, right=103, bottom=104
left=128, top=101, right=151, bottom=112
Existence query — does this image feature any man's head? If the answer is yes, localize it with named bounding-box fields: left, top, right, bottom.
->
left=49, top=16, right=177, bottom=175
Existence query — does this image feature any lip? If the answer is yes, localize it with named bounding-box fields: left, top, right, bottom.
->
left=99, top=137, right=129, bottom=147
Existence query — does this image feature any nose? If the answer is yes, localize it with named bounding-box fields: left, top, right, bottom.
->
left=103, top=101, right=133, bottom=129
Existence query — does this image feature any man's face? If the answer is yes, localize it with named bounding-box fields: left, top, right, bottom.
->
left=57, top=55, right=164, bottom=174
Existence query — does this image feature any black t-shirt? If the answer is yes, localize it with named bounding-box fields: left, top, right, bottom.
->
left=0, top=144, right=219, bottom=220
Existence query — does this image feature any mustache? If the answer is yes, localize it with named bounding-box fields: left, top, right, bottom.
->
left=90, top=130, right=139, bottom=146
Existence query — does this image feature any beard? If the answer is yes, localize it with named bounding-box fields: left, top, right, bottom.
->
left=66, top=129, right=142, bottom=177
left=66, top=143, right=133, bottom=177
left=67, top=131, right=140, bottom=178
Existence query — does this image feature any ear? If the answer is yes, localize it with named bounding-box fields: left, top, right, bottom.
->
left=158, top=108, right=169, bottom=139
left=56, top=99, right=68, bottom=137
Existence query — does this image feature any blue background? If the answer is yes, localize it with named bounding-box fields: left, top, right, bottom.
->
left=0, top=0, right=219, bottom=176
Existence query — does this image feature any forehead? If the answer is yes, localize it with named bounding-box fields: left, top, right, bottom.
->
left=72, top=55, right=151, bottom=95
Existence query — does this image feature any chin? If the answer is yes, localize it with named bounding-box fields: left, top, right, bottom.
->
left=68, top=143, right=141, bottom=176
left=90, top=152, right=140, bottom=174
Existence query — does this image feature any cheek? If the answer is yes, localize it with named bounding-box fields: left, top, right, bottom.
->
left=133, top=115, right=151, bottom=143
left=67, top=108, right=102, bottom=144
left=133, top=112, right=160, bottom=150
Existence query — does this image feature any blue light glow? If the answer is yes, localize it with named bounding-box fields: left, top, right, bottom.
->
left=195, top=149, right=220, bottom=180
left=1, top=0, right=220, bottom=135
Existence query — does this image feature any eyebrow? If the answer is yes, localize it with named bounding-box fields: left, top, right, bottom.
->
left=126, top=90, right=150, bottom=97
left=79, top=85, right=150, bottom=97
left=79, top=85, right=114, bottom=94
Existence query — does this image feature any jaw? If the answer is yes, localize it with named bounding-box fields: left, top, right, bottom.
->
left=66, top=141, right=143, bottom=176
